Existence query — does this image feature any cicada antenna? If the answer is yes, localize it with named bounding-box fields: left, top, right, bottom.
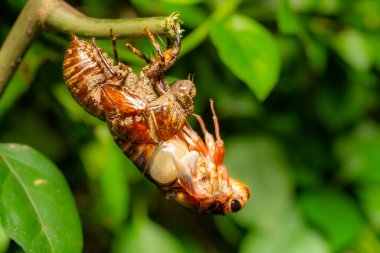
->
left=110, top=28, right=120, bottom=64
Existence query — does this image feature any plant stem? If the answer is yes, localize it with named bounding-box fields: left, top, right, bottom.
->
left=45, top=1, right=178, bottom=38
left=0, top=0, right=181, bottom=97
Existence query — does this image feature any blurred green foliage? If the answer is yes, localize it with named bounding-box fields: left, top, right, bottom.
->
left=1, top=0, right=380, bottom=252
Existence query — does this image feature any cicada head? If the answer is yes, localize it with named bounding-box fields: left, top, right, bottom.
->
left=164, top=161, right=250, bottom=215
left=194, top=166, right=250, bottom=215
left=166, top=137, right=250, bottom=215
left=214, top=177, right=250, bottom=215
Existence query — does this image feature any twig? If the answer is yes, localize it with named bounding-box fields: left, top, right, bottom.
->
left=0, top=0, right=181, bottom=97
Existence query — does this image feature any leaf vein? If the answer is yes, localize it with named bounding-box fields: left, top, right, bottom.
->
left=0, top=152, right=55, bottom=252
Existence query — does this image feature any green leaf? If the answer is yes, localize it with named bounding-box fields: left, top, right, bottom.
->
left=354, top=228, right=380, bottom=253
left=210, top=14, right=281, bottom=101
left=277, top=0, right=301, bottom=34
left=0, top=144, right=82, bottom=253
left=331, top=28, right=371, bottom=71
left=288, top=0, right=318, bottom=12
left=159, top=0, right=205, bottom=5
left=224, top=135, right=293, bottom=233
left=299, top=189, right=364, bottom=251
left=240, top=211, right=330, bottom=253
left=131, top=0, right=207, bottom=28
left=357, top=184, right=380, bottom=232
left=0, top=225, right=10, bottom=253
left=334, top=121, right=380, bottom=183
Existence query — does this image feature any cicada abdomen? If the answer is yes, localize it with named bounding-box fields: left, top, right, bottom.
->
left=63, top=36, right=135, bottom=120
left=116, top=137, right=189, bottom=185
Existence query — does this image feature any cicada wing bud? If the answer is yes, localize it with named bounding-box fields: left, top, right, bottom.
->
left=102, top=85, right=146, bottom=114
left=181, top=151, right=199, bottom=181
left=171, top=151, right=200, bottom=196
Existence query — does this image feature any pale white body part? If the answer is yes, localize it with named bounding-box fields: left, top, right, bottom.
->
left=147, top=138, right=194, bottom=185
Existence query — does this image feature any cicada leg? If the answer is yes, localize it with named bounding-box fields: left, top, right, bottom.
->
left=191, top=100, right=226, bottom=167
left=125, top=42, right=151, bottom=63
left=123, top=25, right=182, bottom=97
left=179, top=101, right=222, bottom=162
left=166, top=37, right=173, bottom=52
left=141, top=25, right=181, bottom=92
left=144, top=28, right=165, bottom=62
left=193, top=114, right=215, bottom=155
left=184, top=100, right=227, bottom=170
left=180, top=125, right=209, bottom=157
left=110, top=29, right=120, bottom=64
left=191, top=101, right=230, bottom=184
left=209, top=100, right=225, bottom=166
left=91, top=38, right=117, bottom=76
left=143, top=25, right=181, bottom=73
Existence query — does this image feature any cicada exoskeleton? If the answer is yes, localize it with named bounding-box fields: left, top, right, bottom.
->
left=63, top=27, right=196, bottom=143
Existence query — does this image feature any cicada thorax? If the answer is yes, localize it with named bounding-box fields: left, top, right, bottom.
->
left=63, top=36, right=134, bottom=120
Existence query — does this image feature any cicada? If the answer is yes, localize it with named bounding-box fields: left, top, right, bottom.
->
left=116, top=100, right=250, bottom=215
left=63, top=27, right=195, bottom=143
left=63, top=27, right=250, bottom=214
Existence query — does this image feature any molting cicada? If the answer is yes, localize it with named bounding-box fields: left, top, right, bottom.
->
left=63, top=26, right=250, bottom=214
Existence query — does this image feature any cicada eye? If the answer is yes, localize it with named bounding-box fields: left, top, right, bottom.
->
left=230, top=199, right=242, bottom=212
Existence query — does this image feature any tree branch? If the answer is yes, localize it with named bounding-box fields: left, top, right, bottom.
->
left=0, top=0, right=181, bottom=97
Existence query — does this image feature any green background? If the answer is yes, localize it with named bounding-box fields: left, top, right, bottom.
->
left=1, top=0, right=380, bottom=252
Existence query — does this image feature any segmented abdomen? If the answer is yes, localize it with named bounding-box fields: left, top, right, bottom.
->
left=63, top=36, right=114, bottom=120
left=116, top=135, right=189, bottom=186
